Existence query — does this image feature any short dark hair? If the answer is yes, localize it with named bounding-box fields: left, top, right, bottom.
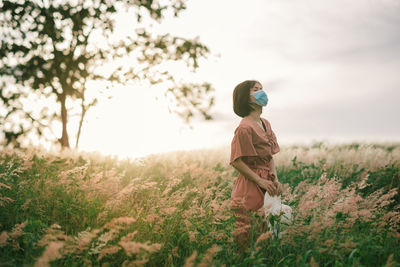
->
left=233, top=80, right=259, bottom=117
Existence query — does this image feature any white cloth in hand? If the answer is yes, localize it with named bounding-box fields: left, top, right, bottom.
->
left=264, top=191, right=293, bottom=225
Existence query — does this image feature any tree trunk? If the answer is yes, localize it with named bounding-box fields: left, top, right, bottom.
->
left=75, top=107, right=86, bottom=149
left=59, top=93, right=70, bottom=148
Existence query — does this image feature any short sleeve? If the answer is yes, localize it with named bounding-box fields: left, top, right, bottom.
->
left=230, top=126, right=258, bottom=165
left=265, top=120, right=280, bottom=155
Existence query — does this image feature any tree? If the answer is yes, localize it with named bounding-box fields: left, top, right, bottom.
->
left=0, top=0, right=215, bottom=149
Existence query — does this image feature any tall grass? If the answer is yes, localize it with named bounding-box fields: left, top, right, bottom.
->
left=0, top=142, right=399, bottom=266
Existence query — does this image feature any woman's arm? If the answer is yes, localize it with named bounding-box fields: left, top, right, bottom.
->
left=269, top=157, right=283, bottom=195
left=269, top=157, right=278, bottom=182
left=231, top=158, right=277, bottom=196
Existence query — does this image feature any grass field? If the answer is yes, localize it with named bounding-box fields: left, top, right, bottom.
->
left=0, top=142, right=399, bottom=266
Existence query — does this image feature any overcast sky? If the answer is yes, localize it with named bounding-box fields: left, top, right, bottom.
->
left=78, top=0, right=400, bottom=159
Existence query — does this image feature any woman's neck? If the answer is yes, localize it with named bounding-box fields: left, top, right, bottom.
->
left=247, top=107, right=262, bottom=122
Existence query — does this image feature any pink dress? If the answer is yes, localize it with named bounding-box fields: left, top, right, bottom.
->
left=230, top=116, right=280, bottom=221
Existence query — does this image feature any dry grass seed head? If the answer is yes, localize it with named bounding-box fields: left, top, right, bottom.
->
left=34, top=241, right=64, bottom=267
left=121, top=259, right=149, bottom=267
left=119, top=240, right=162, bottom=257
left=98, top=245, right=122, bottom=260
left=197, top=244, right=220, bottom=267
left=256, top=231, right=272, bottom=245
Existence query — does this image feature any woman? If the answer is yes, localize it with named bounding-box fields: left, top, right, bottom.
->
left=229, top=80, right=283, bottom=248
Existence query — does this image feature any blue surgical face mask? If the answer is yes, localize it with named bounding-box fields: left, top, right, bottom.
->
left=252, top=90, right=269, bottom=106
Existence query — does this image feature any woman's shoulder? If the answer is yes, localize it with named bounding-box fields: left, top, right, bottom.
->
left=234, top=124, right=252, bottom=136
left=232, top=122, right=253, bottom=138
left=235, top=117, right=254, bottom=131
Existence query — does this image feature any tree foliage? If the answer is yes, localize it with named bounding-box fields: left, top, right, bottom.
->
left=0, top=0, right=215, bottom=148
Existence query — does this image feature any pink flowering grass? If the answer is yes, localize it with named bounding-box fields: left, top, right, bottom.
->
left=0, top=142, right=399, bottom=266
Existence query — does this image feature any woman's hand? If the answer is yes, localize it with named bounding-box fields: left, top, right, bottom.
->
left=258, top=179, right=277, bottom=196
left=273, top=180, right=283, bottom=196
